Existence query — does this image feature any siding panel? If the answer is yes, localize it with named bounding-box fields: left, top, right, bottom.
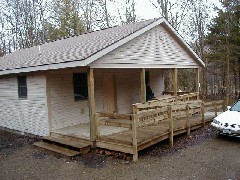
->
left=91, top=25, right=199, bottom=68
left=0, top=75, right=48, bottom=136
left=48, top=73, right=89, bottom=130
left=94, top=69, right=164, bottom=114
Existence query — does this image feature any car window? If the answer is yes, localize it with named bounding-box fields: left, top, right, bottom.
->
left=230, top=100, right=240, bottom=111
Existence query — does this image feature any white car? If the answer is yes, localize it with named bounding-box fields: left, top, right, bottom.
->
left=211, top=100, right=240, bottom=136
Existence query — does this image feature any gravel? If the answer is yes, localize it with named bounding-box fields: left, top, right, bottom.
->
left=0, top=124, right=239, bottom=180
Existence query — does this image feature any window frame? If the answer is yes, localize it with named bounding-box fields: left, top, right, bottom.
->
left=17, top=76, right=27, bottom=99
left=73, top=73, right=88, bottom=101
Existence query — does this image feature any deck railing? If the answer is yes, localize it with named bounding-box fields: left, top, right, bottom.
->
left=132, top=92, right=199, bottom=114
left=94, top=98, right=225, bottom=162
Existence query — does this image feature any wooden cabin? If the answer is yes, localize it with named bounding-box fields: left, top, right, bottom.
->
left=0, top=18, right=220, bottom=161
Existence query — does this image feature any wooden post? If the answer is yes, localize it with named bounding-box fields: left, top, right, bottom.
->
left=168, top=107, right=173, bottom=147
left=88, top=68, right=96, bottom=142
left=173, top=68, right=178, bottom=97
left=45, top=74, right=52, bottom=134
left=140, top=68, right=146, bottom=103
left=186, top=105, right=190, bottom=137
left=195, top=68, right=200, bottom=100
left=132, top=114, right=138, bottom=162
left=201, top=102, right=205, bottom=127
left=132, top=104, right=139, bottom=114
left=95, top=113, right=100, bottom=139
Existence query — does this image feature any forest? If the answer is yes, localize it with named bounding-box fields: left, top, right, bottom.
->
left=0, top=0, right=239, bottom=103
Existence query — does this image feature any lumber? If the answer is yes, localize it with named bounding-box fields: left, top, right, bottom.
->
left=140, top=68, right=146, bottom=103
left=34, top=142, right=80, bottom=156
left=186, top=105, right=190, bottom=136
left=168, top=107, right=174, bottom=147
left=43, top=136, right=91, bottom=149
left=88, top=68, right=96, bottom=141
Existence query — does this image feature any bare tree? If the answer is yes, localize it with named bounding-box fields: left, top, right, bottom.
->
left=1, top=0, right=48, bottom=50
left=187, top=0, right=211, bottom=100
left=116, top=0, right=137, bottom=25
left=150, top=0, right=191, bottom=31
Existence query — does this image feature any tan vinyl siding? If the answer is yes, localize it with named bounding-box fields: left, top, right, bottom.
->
left=0, top=74, right=48, bottom=136
left=90, top=24, right=199, bottom=69
left=116, top=70, right=140, bottom=114
left=48, top=73, right=89, bottom=130
left=148, top=69, right=164, bottom=97
left=94, top=69, right=141, bottom=114
left=94, top=71, right=104, bottom=113
left=94, top=69, right=164, bottom=114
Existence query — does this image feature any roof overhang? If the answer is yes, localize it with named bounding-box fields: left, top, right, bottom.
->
left=0, top=18, right=205, bottom=76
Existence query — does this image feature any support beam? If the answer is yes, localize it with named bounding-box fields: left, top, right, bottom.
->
left=195, top=68, right=200, bottom=99
left=201, top=102, right=205, bottom=127
left=88, top=68, right=96, bottom=141
left=186, top=105, right=190, bottom=137
left=173, top=68, right=178, bottom=96
left=168, top=107, right=173, bottom=147
left=140, top=68, right=146, bottom=103
left=45, top=74, right=52, bottom=135
left=132, top=114, right=138, bottom=162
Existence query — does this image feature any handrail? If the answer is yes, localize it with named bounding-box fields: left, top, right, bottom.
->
left=132, top=92, right=199, bottom=113
left=94, top=99, right=225, bottom=162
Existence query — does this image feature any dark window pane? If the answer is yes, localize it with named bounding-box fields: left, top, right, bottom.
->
left=73, top=73, right=88, bottom=101
left=17, top=76, right=27, bottom=86
left=17, top=76, right=27, bottom=99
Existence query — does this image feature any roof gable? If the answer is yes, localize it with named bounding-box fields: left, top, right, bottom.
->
left=90, top=23, right=203, bottom=68
left=0, top=18, right=204, bottom=75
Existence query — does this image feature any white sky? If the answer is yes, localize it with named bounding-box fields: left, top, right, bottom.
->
left=108, top=0, right=221, bottom=21
left=135, top=1, right=160, bottom=20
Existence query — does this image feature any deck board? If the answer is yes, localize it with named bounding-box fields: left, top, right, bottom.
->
left=49, top=112, right=216, bottom=157
left=98, top=113, right=212, bottom=147
left=34, top=142, right=81, bottom=156
left=51, top=123, right=129, bottom=140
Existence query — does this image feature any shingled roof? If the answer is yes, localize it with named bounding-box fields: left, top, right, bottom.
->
left=0, top=19, right=158, bottom=74
left=0, top=18, right=204, bottom=75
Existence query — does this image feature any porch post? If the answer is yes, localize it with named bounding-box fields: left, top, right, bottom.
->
left=173, top=68, right=178, bottom=96
left=140, top=68, right=146, bottom=103
left=45, top=73, right=52, bottom=135
left=88, top=68, right=96, bottom=141
left=195, top=68, right=200, bottom=99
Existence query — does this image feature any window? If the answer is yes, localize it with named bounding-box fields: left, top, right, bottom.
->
left=73, top=73, right=88, bottom=101
left=17, top=76, right=27, bottom=99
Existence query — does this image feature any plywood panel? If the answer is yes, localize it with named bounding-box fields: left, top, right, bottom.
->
left=94, top=69, right=141, bottom=114
left=103, top=74, right=116, bottom=113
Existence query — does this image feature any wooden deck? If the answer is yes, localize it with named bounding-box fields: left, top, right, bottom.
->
left=51, top=123, right=128, bottom=141
left=95, top=112, right=216, bottom=154
left=94, top=98, right=225, bottom=161
left=44, top=94, right=225, bottom=161
left=47, top=111, right=217, bottom=157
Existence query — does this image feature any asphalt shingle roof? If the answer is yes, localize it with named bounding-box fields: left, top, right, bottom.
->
left=0, top=19, right=157, bottom=72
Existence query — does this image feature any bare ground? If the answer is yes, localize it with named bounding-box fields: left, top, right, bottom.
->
left=0, top=124, right=239, bottom=180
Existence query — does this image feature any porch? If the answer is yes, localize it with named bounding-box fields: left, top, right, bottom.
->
left=44, top=93, right=224, bottom=161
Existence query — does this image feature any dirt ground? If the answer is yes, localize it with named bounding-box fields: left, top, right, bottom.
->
left=0, top=124, right=239, bottom=180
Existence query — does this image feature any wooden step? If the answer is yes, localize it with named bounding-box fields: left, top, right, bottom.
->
left=43, top=136, right=91, bottom=154
left=34, top=142, right=80, bottom=156
left=50, top=132, right=91, bottom=145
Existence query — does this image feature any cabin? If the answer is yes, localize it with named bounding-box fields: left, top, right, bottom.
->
left=0, top=18, right=223, bottom=161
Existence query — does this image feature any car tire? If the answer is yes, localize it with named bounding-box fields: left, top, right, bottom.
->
left=216, top=131, right=223, bottom=138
